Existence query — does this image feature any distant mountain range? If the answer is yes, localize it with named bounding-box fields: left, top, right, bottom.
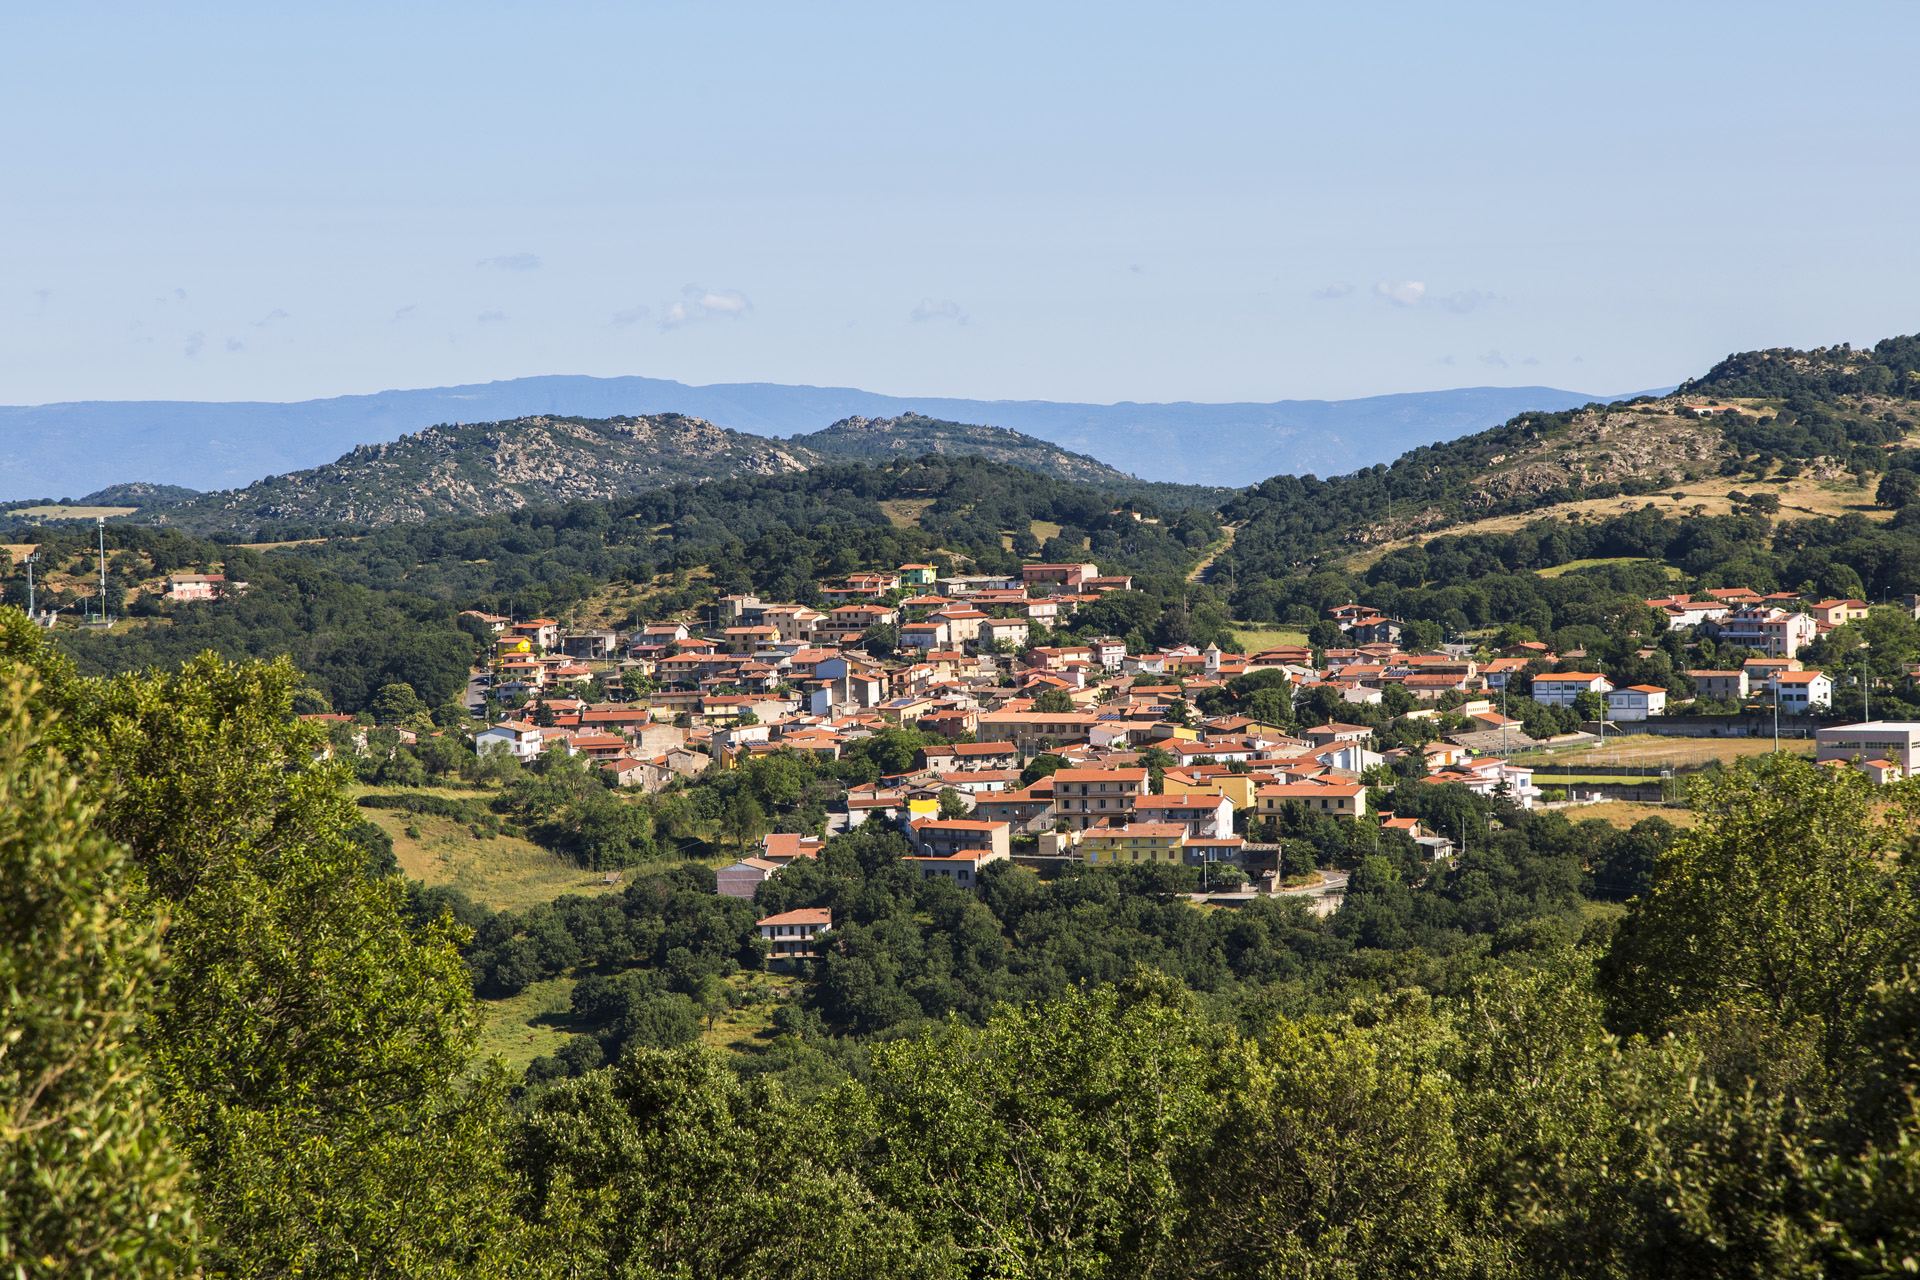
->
left=0, top=374, right=1652, bottom=499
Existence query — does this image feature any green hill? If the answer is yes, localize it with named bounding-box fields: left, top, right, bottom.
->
left=801, top=412, right=1144, bottom=487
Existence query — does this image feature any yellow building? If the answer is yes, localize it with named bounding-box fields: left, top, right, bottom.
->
left=1082, top=822, right=1187, bottom=865
left=1173, top=772, right=1258, bottom=811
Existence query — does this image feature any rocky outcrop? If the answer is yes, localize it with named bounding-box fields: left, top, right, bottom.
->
left=149, top=414, right=829, bottom=533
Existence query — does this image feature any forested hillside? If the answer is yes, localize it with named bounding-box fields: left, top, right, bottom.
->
left=1216, top=334, right=1920, bottom=614
left=798, top=411, right=1222, bottom=501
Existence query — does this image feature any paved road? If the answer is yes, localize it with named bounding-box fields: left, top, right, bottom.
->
left=1282, top=871, right=1359, bottom=901
left=1182, top=872, right=1349, bottom=908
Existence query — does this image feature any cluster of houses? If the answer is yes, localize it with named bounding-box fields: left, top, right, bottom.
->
left=713, top=718, right=1532, bottom=962
left=448, top=567, right=1920, bottom=966
left=1331, top=588, right=1878, bottom=719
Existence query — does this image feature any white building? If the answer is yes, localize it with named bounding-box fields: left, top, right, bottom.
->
left=474, top=719, right=544, bottom=762
left=1531, top=672, right=1614, bottom=707
left=1606, top=684, right=1669, bottom=721
left=1767, top=669, right=1833, bottom=713
left=1815, top=721, right=1920, bottom=781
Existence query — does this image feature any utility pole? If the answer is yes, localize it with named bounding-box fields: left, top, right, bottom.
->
left=23, top=549, right=36, bottom=618
left=95, top=517, right=110, bottom=625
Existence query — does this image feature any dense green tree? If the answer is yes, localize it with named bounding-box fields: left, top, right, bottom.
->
left=0, top=675, right=196, bottom=1278
left=1877, top=468, right=1920, bottom=509
left=1031, top=687, right=1075, bottom=714
left=510, top=1048, right=930, bottom=1279
left=0, top=613, right=530, bottom=1279
left=371, top=681, right=427, bottom=725
left=1601, top=755, right=1920, bottom=1094
left=841, top=975, right=1221, bottom=1278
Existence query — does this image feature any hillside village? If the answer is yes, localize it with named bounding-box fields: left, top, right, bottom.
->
left=370, top=548, right=1920, bottom=956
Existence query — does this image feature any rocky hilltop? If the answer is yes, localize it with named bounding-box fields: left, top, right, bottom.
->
left=800, top=412, right=1144, bottom=487
left=148, top=414, right=827, bottom=534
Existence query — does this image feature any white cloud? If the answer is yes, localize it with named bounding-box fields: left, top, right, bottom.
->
left=661, top=286, right=752, bottom=330
left=1479, top=350, right=1509, bottom=368
left=1523, top=356, right=1541, bottom=366
left=1438, top=355, right=1457, bottom=366
left=910, top=298, right=963, bottom=322
left=612, top=304, right=652, bottom=327
left=249, top=308, right=289, bottom=328
left=225, top=338, right=244, bottom=352
left=477, top=310, right=507, bottom=323
left=480, top=253, right=541, bottom=270
left=1375, top=280, right=1426, bottom=307
left=1311, top=282, right=1355, bottom=300
left=31, top=288, right=50, bottom=305
left=393, top=304, right=416, bottom=321
left=184, top=330, right=205, bottom=357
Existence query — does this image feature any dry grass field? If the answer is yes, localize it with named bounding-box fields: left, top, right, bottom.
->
left=1516, top=734, right=1816, bottom=771
left=4, top=504, right=139, bottom=520
left=1568, top=800, right=1699, bottom=830
left=353, top=785, right=626, bottom=912
left=1534, top=556, right=1680, bottom=580
left=879, top=498, right=934, bottom=528
left=1344, top=474, right=1887, bottom=573
left=1230, top=625, right=1310, bottom=653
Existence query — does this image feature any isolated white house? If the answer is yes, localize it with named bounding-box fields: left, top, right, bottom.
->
left=1606, top=684, right=1668, bottom=721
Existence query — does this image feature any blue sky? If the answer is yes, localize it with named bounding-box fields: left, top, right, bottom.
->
left=4, top=1, right=1916, bottom=406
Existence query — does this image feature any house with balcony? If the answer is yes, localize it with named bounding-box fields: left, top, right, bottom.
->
left=1708, top=606, right=1818, bottom=658
left=1691, top=669, right=1749, bottom=701
left=1130, top=793, right=1234, bottom=839
left=757, top=908, right=831, bottom=966
left=1049, top=767, right=1147, bottom=829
